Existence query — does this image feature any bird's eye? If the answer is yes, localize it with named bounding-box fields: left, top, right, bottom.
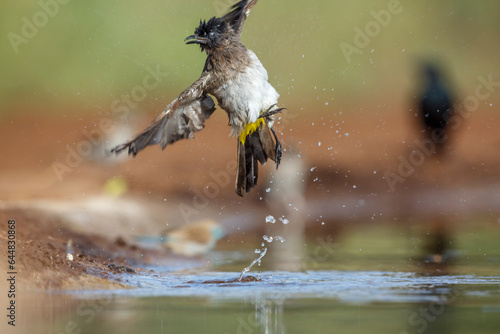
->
left=209, top=31, right=215, bottom=38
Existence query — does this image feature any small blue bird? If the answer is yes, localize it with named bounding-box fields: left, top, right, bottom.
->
left=135, top=220, right=225, bottom=256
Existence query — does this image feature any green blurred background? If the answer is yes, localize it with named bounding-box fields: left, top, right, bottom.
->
left=1, top=0, right=499, bottom=116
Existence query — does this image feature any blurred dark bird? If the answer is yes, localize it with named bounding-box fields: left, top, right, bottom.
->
left=112, top=0, right=283, bottom=196
left=415, top=63, right=454, bottom=155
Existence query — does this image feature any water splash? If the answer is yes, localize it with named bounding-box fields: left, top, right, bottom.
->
left=274, top=236, right=285, bottom=242
left=238, top=247, right=267, bottom=281
left=263, top=235, right=273, bottom=242
left=238, top=216, right=287, bottom=281
left=263, top=235, right=285, bottom=243
left=278, top=216, right=289, bottom=225
left=265, top=215, right=276, bottom=224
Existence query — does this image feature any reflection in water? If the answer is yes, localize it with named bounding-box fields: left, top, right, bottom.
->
left=242, top=296, right=286, bottom=334
left=420, top=216, right=457, bottom=274
left=258, top=298, right=286, bottom=334
left=23, top=271, right=500, bottom=334
left=403, top=284, right=461, bottom=334
left=407, top=216, right=460, bottom=334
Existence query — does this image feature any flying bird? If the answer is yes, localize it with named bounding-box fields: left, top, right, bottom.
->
left=112, top=0, right=284, bottom=196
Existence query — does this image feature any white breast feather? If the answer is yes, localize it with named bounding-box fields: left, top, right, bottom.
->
left=214, top=51, right=279, bottom=135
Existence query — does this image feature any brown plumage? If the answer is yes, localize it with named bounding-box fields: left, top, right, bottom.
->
left=112, top=95, right=215, bottom=155
left=112, top=0, right=284, bottom=196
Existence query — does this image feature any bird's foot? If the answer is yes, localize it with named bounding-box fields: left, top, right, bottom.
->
left=270, top=127, right=282, bottom=168
left=259, top=104, right=286, bottom=119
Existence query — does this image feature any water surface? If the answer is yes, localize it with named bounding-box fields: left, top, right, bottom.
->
left=26, top=270, right=500, bottom=334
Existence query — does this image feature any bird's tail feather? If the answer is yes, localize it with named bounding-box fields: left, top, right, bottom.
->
left=236, top=123, right=282, bottom=196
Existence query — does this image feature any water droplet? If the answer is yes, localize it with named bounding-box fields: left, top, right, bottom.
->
left=263, top=235, right=274, bottom=242
left=279, top=217, right=289, bottom=225
left=265, top=215, right=276, bottom=224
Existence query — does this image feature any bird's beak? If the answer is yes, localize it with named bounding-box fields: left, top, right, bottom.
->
left=185, top=35, right=208, bottom=45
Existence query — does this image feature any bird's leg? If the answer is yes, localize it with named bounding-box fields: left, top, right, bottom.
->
left=258, top=104, right=286, bottom=119
left=239, top=104, right=284, bottom=144
left=270, top=127, right=282, bottom=168
left=255, top=105, right=284, bottom=167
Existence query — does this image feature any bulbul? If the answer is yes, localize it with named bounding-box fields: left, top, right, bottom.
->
left=112, top=0, right=283, bottom=196
left=416, top=63, right=454, bottom=155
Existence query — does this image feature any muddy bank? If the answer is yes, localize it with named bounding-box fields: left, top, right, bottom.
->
left=0, top=205, right=189, bottom=290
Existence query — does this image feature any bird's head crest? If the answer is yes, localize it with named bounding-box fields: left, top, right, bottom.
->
left=185, top=17, right=229, bottom=53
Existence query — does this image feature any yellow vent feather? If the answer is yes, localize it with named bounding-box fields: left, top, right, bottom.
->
left=239, top=118, right=265, bottom=144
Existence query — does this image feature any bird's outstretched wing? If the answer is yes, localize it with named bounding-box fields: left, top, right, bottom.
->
left=222, top=0, right=258, bottom=36
left=111, top=73, right=215, bottom=156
